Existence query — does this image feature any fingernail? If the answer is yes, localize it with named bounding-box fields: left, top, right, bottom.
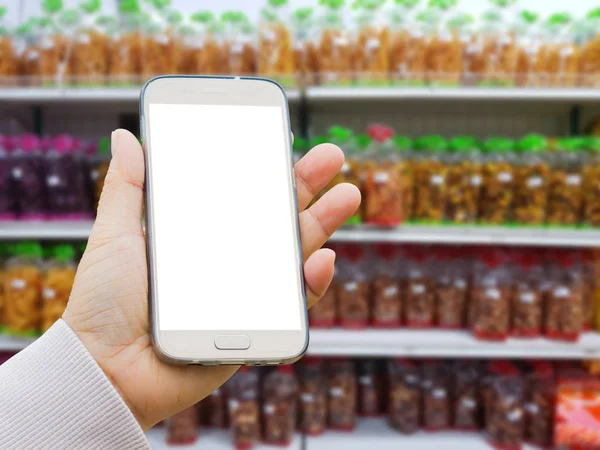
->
left=111, top=130, right=120, bottom=157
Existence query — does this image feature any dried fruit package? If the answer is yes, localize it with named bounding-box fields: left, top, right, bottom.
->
left=0, top=7, right=18, bottom=84
left=515, top=11, right=544, bottom=87
left=140, top=6, right=183, bottom=81
left=472, top=248, right=511, bottom=341
left=262, top=366, right=298, bottom=446
left=540, top=14, right=580, bottom=87
left=309, top=245, right=337, bottom=327
left=41, top=244, right=76, bottom=332
left=228, top=367, right=261, bottom=450
left=582, top=251, right=596, bottom=331
left=524, top=362, right=554, bottom=449
left=4, top=242, right=43, bottom=336
left=109, top=3, right=143, bottom=85
left=371, top=244, right=402, bottom=328
left=480, top=138, right=515, bottom=225
left=435, top=247, right=468, bottom=329
left=445, top=136, right=481, bottom=224
left=318, top=0, right=353, bottom=86
left=0, top=136, right=15, bottom=220
left=545, top=250, right=585, bottom=342
left=513, top=135, right=549, bottom=225
left=12, top=134, right=47, bottom=220
left=221, top=11, right=257, bottom=76
left=167, top=406, right=199, bottom=445
left=511, top=251, right=544, bottom=338
left=357, top=359, right=383, bottom=417
left=203, top=385, right=228, bottom=428
left=181, top=11, right=222, bottom=76
left=422, top=360, right=451, bottom=431
left=580, top=9, right=600, bottom=88
left=36, top=2, right=72, bottom=86
left=388, top=358, right=421, bottom=434
left=364, top=125, right=404, bottom=226
left=453, top=360, right=481, bottom=430
left=404, top=246, right=435, bottom=328
left=258, top=0, right=295, bottom=87
left=298, top=358, right=327, bottom=436
left=388, top=0, right=426, bottom=86
left=583, top=137, right=600, bottom=227
left=413, top=135, right=448, bottom=223
left=352, top=0, right=389, bottom=86
left=291, top=8, right=320, bottom=87
left=327, top=358, right=357, bottom=431
left=486, top=370, right=525, bottom=450
left=393, top=136, right=415, bottom=221
left=336, top=245, right=370, bottom=329
left=547, top=138, right=585, bottom=226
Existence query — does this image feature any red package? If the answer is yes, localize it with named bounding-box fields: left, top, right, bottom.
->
left=371, top=244, right=402, bottom=328
left=388, top=359, right=421, bottom=434
left=200, top=385, right=227, bottom=428
left=422, top=360, right=452, bottom=431
left=435, top=246, right=469, bottom=329
left=524, top=361, right=555, bottom=449
left=166, top=406, right=199, bottom=445
left=298, top=358, right=327, bottom=436
left=262, top=366, right=298, bottom=447
left=228, top=367, right=261, bottom=450
left=327, top=358, right=357, bottom=431
left=453, top=360, right=481, bottom=431
left=309, top=245, right=338, bottom=328
left=404, top=246, right=435, bottom=328
left=581, top=250, right=595, bottom=332
left=337, top=245, right=370, bottom=329
left=511, top=250, right=544, bottom=338
left=357, top=359, right=384, bottom=417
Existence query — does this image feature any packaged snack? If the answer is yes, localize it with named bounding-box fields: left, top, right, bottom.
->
left=41, top=244, right=76, bottom=333
left=363, top=125, right=404, bottom=226
left=388, top=0, right=427, bottom=86
left=486, top=371, right=525, bottom=450
left=221, top=12, right=257, bottom=76
left=583, top=137, right=600, bottom=227
left=37, top=2, right=69, bottom=86
left=413, top=135, right=448, bottom=223
left=580, top=9, right=600, bottom=88
left=88, top=136, right=110, bottom=209
left=524, top=362, right=554, bottom=449
left=109, top=4, right=142, bottom=85
left=481, top=361, right=519, bottom=426
left=404, top=246, right=435, bottom=328
left=422, top=360, right=451, bottom=431
left=435, top=247, right=468, bottom=329
left=12, top=134, right=47, bottom=220
left=511, top=251, right=544, bottom=338
left=291, top=8, right=320, bottom=87
left=445, top=136, right=481, bottom=224
left=309, top=282, right=337, bottom=328
left=545, top=250, right=585, bottom=342
left=0, top=8, right=18, bottom=84
left=318, top=0, right=353, bottom=86
left=167, top=406, right=199, bottom=445
left=480, top=138, right=515, bottom=225
left=513, top=135, right=549, bottom=226
left=357, top=359, right=383, bottom=417
left=203, top=385, right=228, bottom=428
left=371, top=244, right=402, bottom=328
left=0, top=136, right=16, bottom=220
left=515, top=11, right=543, bottom=88
left=141, top=6, right=183, bottom=81
left=541, top=14, right=581, bottom=87
left=387, top=358, right=421, bottom=434
left=582, top=251, right=596, bottom=331
left=472, top=248, right=511, bottom=341
left=4, top=242, right=43, bottom=336
left=298, top=358, right=327, bottom=436
left=327, top=358, right=357, bottom=431
left=393, top=136, right=414, bottom=221
left=337, top=245, right=370, bottom=329
left=452, top=360, right=480, bottom=431
left=182, top=11, right=222, bottom=76
left=258, top=0, right=295, bottom=87
left=352, top=0, right=389, bottom=86
left=262, top=366, right=298, bottom=446
left=424, top=2, right=463, bottom=87
left=228, top=367, right=261, bottom=450
left=547, top=138, right=585, bottom=226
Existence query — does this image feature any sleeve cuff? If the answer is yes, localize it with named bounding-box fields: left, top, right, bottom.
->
left=0, top=319, right=149, bottom=450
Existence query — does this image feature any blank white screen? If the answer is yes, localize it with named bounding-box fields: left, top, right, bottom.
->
left=149, top=103, right=302, bottom=331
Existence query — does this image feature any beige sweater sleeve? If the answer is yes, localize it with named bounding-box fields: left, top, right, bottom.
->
left=0, top=319, right=149, bottom=450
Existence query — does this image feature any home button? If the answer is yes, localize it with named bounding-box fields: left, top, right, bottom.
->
left=214, top=335, right=251, bottom=350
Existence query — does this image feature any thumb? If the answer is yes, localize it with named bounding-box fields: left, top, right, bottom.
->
left=91, top=129, right=145, bottom=240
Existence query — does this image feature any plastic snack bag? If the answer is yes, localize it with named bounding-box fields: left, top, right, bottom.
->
left=435, top=247, right=468, bottom=329
left=422, top=360, right=451, bottom=431
left=140, top=4, right=183, bottom=81
left=580, top=8, right=600, bottom=88
left=413, top=135, right=448, bottom=223
left=258, top=0, right=295, bottom=87
left=511, top=251, right=544, bottom=338
left=337, top=245, right=370, bottom=329
left=357, top=359, right=383, bottom=417
left=262, top=366, right=298, bottom=446
left=180, top=11, right=222, bottom=76
left=393, top=136, right=415, bottom=221
left=318, top=0, right=353, bottom=86
left=228, top=367, right=261, bottom=450
left=292, top=7, right=320, bottom=87
left=583, top=137, right=600, bottom=227
left=12, top=134, right=47, bottom=220
left=203, top=385, right=227, bottom=428
left=109, top=2, right=142, bottom=85
left=327, top=358, right=357, bottom=431
left=352, top=0, right=389, bottom=86
left=513, top=134, right=549, bottom=226
left=0, top=136, right=15, bottom=220
left=404, top=246, right=435, bottom=328
left=486, top=371, right=525, bottom=450
left=445, top=136, right=481, bottom=224
left=388, top=358, right=421, bottom=434
left=515, top=10, right=543, bottom=88
left=524, top=361, right=554, bottom=449
left=298, top=358, right=327, bottom=436
left=221, top=11, right=257, bottom=76
left=453, top=360, right=481, bottom=430
left=388, top=0, right=426, bottom=86
left=167, top=406, right=199, bottom=445
left=41, top=244, right=76, bottom=332
left=4, top=242, right=43, bottom=336
left=0, top=7, right=18, bottom=85
left=371, top=244, right=402, bottom=328
left=541, top=13, right=581, bottom=88
left=479, top=137, right=515, bottom=225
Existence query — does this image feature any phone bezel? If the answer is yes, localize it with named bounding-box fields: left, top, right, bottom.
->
left=140, top=76, right=308, bottom=365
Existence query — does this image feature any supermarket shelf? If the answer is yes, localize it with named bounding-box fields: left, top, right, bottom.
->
left=146, top=428, right=302, bottom=450
left=0, top=87, right=301, bottom=102
left=0, top=335, right=36, bottom=352
left=307, top=329, right=600, bottom=359
left=330, top=225, right=600, bottom=248
left=307, top=86, right=600, bottom=102
left=306, top=419, right=537, bottom=450
left=0, top=221, right=93, bottom=240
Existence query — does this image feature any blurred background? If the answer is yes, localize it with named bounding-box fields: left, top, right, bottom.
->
left=2, top=0, right=600, bottom=449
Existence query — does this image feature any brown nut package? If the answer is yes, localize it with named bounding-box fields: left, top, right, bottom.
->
left=318, top=2, right=353, bottom=86
left=388, top=359, right=421, bottom=435
left=262, top=366, right=298, bottom=446
left=422, top=361, right=451, bottom=431
left=167, top=406, right=199, bottom=445
left=524, top=362, right=555, bottom=449
left=485, top=372, right=525, bottom=450
left=434, top=247, right=469, bottom=330
left=371, top=244, right=402, bottom=328
left=452, top=360, right=481, bottom=430
left=228, top=367, right=261, bottom=450
left=357, top=359, right=384, bottom=417
left=258, top=3, right=295, bottom=87
left=404, top=246, right=435, bottom=328
left=352, top=3, right=389, bottom=86
left=511, top=251, right=544, bottom=338
left=298, top=358, right=328, bottom=436
left=327, top=358, right=357, bottom=431
left=337, top=245, right=370, bottom=329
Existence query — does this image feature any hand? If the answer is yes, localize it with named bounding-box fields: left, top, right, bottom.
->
left=63, top=129, right=361, bottom=430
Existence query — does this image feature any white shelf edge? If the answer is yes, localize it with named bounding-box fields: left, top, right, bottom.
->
left=308, top=329, right=600, bottom=359
left=0, top=335, right=36, bottom=352
left=0, top=221, right=93, bottom=240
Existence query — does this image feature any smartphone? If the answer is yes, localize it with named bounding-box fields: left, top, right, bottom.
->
left=140, top=76, right=308, bottom=365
